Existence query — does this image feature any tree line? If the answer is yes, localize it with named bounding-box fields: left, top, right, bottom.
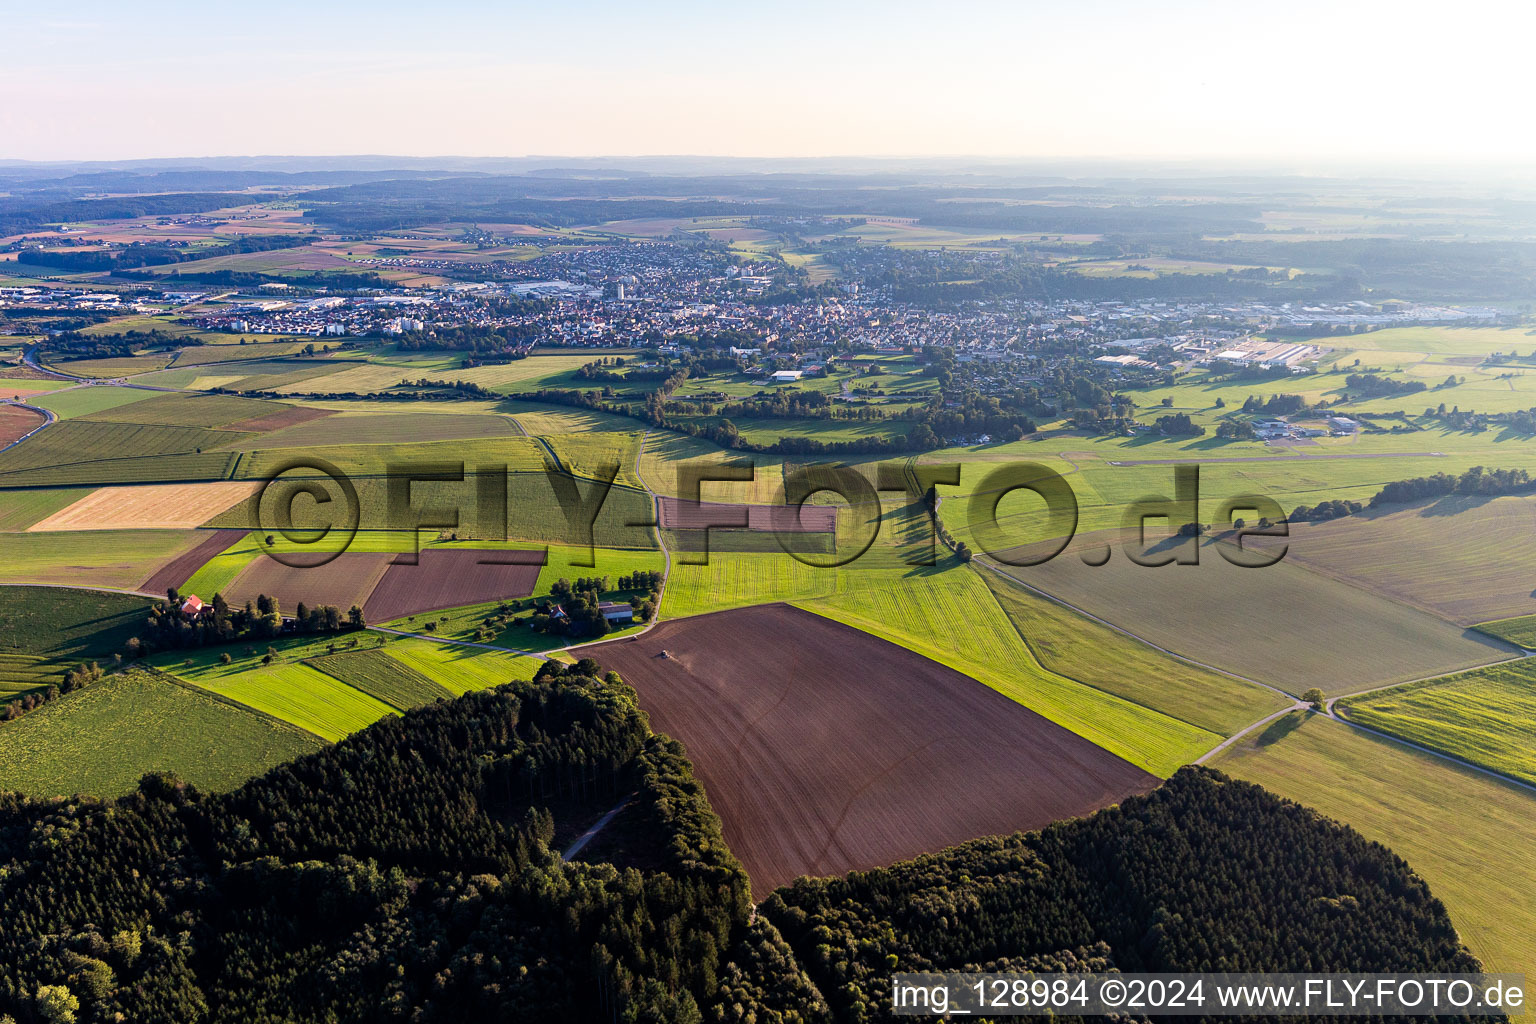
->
left=125, top=588, right=363, bottom=656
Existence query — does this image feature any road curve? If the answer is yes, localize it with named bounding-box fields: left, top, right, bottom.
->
left=0, top=400, right=56, bottom=454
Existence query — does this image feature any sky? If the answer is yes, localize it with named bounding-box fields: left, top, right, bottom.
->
left=2, top=0, right=1533, bottom=167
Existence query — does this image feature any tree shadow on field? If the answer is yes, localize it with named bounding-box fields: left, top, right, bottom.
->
left=1255, top=711, right=1307, bottom=747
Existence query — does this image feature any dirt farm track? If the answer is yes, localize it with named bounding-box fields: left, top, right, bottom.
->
left=577, top=604, right=1157, bottom=892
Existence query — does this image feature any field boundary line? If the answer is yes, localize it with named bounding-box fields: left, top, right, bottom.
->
left=0, top=401, right=55, bottom=454
left=368, top=625, right=554, bottom=660
left=970, top=564, right=1236, bottom=741
left=973, top=555, right=1294, bottom=699
left=0, top=581, right=158, bottom=599
left=138, top=664, right=326, bottom=741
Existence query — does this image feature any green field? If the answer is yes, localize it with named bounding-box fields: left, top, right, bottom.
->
left=0, top=529, right=204, bottom=589
left=153, top=634, right=396, bottom=741
left=233, top=435, right=546, bottom=479
left=31, top=386, right=162, bottom=419
left=1475, top=613, right=1536, bottom=648
left=977, top=535, right=1514, bottom=695
left=1216, top=713, right=1536, bottom=977
left=507, top=403, right=638, bottom=434
left=665, top=550, right=850, bottom=617
left=44, top=353, right=176, bottom=377
left=381, top=635, right=543, bottom=694
left=0, top=420, right=243, bottom=486
left=77, top=391, right=288, bottom=427
left=0, top=487, right=93, bottom=530
left=136, top=359, right=347, bottom=392
left=78, top=315, right=203, bottom=338
left=978, top=569, right=1289, bottom=736
left=181, top=530, right=263, bottom=597
left=305, top=646, right=452, bottom=709
left=539, top=430, right=645, bottom=487
left=0, top=586, right=150, bottom=693
left=0, top=668, right=323, bottom=797
left=786, top=562, right=1221, bottom=776
left=260, top=353, right=604, bottom=395
left=174, top=341, right=316, bottom=365
left=223, top=410, right=526, bottom=449
left=1338, top=658, right=1536, bottom=785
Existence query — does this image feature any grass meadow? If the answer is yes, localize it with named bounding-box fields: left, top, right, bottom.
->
left=793, top=565, right=1219, bottom=776
left=0, top=487, right=94, bottom=530
left=978, top=569, right=1288, bottom=736
left=32, top=386, right=162, bottom=419
left=154, top=634, right=396, bottom=742
left=1338, top=657, right=1536, bottom=786
left=1475, top=613, right=1536, bottom=648
left=1285, top=496, right=1536, bottom=625
left=1216, top=713, right=1536, bottom=978
left=0, top=669, right=323, bottom=797
left=0, top=529, right=205, bottom=590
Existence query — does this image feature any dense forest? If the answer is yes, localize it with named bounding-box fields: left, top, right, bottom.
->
left=764, top=766, right=1485, bottom=1022
left=16, top=234, right=317, bottom=273
left=0, top=652, right=1492, bottom=1024
left=0, top=664, right=796, bottom=1023
left=0, top=192, right=249, bottom=238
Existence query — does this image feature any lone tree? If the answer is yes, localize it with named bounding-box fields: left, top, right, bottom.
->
left=1302, top=687, right=1327, bottom=711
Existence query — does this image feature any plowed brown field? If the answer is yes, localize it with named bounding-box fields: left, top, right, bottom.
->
left=223, top=405, right=336, bottom=433
left=363, top=548, right=546, bottom=623
left=224, top=551, right=394, bottom=612
left=142, top=528, right=248, bottom=595
left=0, top=405, right=46, bottom=447
left=576, top=604, right=1157, bottom=892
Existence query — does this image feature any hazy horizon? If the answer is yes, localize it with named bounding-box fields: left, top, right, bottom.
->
left=5, top=0, right=1533, bottom=168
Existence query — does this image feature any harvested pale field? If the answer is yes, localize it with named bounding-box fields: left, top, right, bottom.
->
left=363, top=548, right=546, bottom=623
left=142, top=529, right=249, bottom=595
left=657, top=495, right=837, bottom=534
left=575, top=604, right=1158, bottom=892
left=222, top=405, right=335, bottom=433
left=29, top=482, right=261, bottom=532
left=223, top=551, right=394, bottom=612
left=0, top=405, right=46, bottom=446
left=1285, top=496, right=1536, bottom=625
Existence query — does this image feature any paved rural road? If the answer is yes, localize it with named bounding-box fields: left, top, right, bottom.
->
left=1193, top=704, right=1306, bottom=765
left=21, top=345, right=188, bottom=393
left=370, top=429, right=678, bottom=662
left=0, top=399, right=56, bottom=454
left=562, top=794, right=633, bottom=860
left=569, top=428, right=675, bottom=656
left=1104, top=451, right=1446, bottom=466
left=1324, top=694, right=1536, bottom=798
left=529, top=434, right=566, bottom=473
